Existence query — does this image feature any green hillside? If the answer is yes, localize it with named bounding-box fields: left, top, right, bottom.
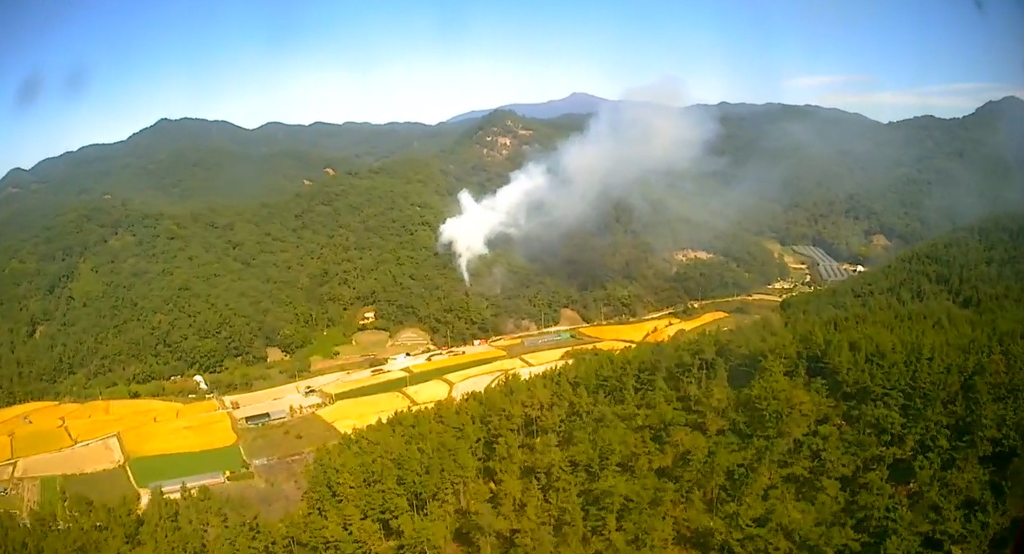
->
left=0, top=98, right=1021, bottom=405
left=2, top=213, right=1021, bottom=553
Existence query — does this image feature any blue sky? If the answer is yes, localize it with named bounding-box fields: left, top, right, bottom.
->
left=1, top=0, right=1022, bottom=173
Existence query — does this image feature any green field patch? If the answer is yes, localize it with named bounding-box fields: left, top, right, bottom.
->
left=129, top=445, right=245, bottom=488
left=0, top=487, right=21, bottom=512
left=500, top=335, right=598, bottom=358
left=330, top=357, right=504, bottom=402
left=298, top=326, right=353, bottom=359
left=61, top=467, right=138, bottom=506
left=38, top=476, right=61, bottom=516
left=238, top=414, right=343, bottom=460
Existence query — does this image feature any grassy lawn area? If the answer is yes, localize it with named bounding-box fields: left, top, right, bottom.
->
left=62, top=467, right=138, bottom=506
left=129, top=444, right=246, bottom=488
left=238, top=415, right=343, bottom=461
left=38, top=476, right=61, bottom=516
left=0, top=487, right=21, bottom=512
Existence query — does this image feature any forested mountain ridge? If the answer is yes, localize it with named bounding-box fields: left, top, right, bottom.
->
left=3, top=214, right=1022, bottom=553
left=0, top=97, right=1021, bottom=405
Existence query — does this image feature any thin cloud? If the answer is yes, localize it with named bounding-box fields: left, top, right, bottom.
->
left=782, top=75, right=874, bottom=88
left=820, top=82, right=1024, bottom=108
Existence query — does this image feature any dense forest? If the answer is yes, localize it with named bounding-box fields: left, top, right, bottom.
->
left=0, top=97, right=1021, bottom=404
left=3, top=213, right=1022, bottom=553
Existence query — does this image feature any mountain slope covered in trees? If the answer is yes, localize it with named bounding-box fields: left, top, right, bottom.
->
left=3, top=214, right=1022, bottom=553
left=0, top=97, right=1021, bottom=404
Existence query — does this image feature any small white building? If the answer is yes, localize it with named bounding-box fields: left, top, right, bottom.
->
left=193, top=375, right=209, bottom=391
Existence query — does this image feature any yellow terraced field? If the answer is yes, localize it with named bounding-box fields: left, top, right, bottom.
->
left=579, top=317, right=680, bottom=342
left=12, top=427, right=74, bottom=458
left=407, top=348, right=506, bottom=373
left=521, top=347, right=573, bottom=366
left=320, top=370, right=408, bottom=397
left=65, top=401, right=111, bottom=420
left=108, top=399, right=182, bottom=415
left=20, top=403, right=81, bottom=423
left=14, top=435, right=124, bottom=478
left=582, top=340, right=634, bottom=352
left=645, top=311, right=730, bottom=342
left=64, top=413, right=155, bottom=443
left=176, top=400, right=220, bottom=418
left=316, top=392, right=411, bottom=433
left=451, top=373, right=504, bottom=399
left=444, top=358, right=525, bottom=384
left=490, top=337, right=522, bottom=347
left=0, top=435, right=11, bottom=462
left=403, top=380, right=451, bottom=404
left=0, top=402, right=58, bottom=425
left=510, top=360, right=568, bottom=380
left=120, top=411, right=237, bottom=458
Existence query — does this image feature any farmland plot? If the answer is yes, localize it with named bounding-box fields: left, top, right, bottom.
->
left=14, top=436, right=124, bottom=478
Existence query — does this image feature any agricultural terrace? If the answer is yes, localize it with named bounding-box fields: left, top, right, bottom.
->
left=14, top=436, right=123, bottom=478
left=0, top=399, right=224, bottom=464
left=645, top=311, right=730, bottom=342
left=311, top=341, right=638, bottom=435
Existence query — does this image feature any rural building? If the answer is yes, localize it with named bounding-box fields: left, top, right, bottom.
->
left=152, top=472, right=226, bottom=497
left=242, top=409, right=288, bottom=426
left=230, top=394, right=321, bottom=426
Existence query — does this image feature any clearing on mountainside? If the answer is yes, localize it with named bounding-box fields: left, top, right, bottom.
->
left=14, top=435, right=124, bottom=478
left=557, top=308, right=586, bottom=327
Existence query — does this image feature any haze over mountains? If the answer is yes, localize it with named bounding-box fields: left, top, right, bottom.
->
left=445, top=92, right=612, bottom=123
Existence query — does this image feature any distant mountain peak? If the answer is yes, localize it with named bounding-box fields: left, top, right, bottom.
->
left=446, top=93, right=611, bottom=123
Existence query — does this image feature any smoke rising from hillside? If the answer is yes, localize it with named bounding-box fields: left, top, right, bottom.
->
left=437, top=78, right=719, bottom=284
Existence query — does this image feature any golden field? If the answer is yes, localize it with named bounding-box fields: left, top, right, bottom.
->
left=510, top=360, right=568, bottom=380
left=120, top=411, right=237, bottom=457
left=407, top=348, right=506, bottom=374
left=403, top=380, right=451, bottom=404
left=451, top=373, right=504, bottom=399
left=14, top=435, right=124, bottom=478
left=579, top=317, right=680, bottom=342
left=0, top=401, right=58, bottom=426
left=316, top=392, right=411, bottom=433
left=444, top=358, right=526, bottom=384
left=645, top=311, right=730, bottom=342
left=12, top=427, right=74, bottom=458
left=0, top=398, right=229, bottom=462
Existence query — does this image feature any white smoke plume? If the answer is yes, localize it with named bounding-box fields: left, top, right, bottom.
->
left=438, top=77, right=720, bottom=284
